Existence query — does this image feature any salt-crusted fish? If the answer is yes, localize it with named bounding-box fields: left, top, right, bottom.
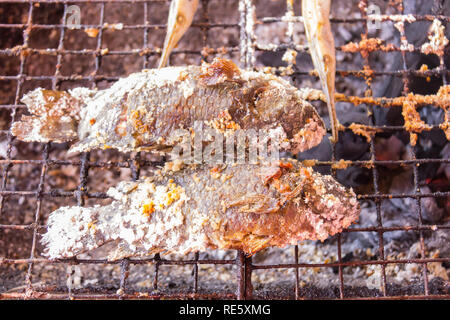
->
left=42, top=159, right=360, bottom=260
left=302, top=0, right=340, bottom=142
left=159, top=0, right=199, bottom=68
left=11, top=58, right=326, bottom=154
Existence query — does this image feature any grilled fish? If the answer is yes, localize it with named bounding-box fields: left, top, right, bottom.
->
left=302, top=0, right=340, bottom=142
left=159, top=0, right=199, bottom=68
left=12, top=58, right=326, bottom=154
left=42, top=159, right=360, bottom=260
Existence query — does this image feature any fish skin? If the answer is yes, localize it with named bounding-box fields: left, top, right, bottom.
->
left=158, top=0, right=199, bottom=68
left=302, top=0, right=340, bottom=142
left=12, top=59, right=326, bottom=154
left=41, top=159, right=360, bottom=260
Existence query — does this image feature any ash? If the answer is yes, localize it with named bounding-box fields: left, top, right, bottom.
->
left=0, top=0, right=448, bottom=297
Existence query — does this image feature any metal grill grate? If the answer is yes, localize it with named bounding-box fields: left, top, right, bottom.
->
left=0, top=0, right=449, bottom=300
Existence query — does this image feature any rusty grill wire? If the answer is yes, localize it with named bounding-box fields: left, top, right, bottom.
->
left=0, top=0, right=449, bottom=300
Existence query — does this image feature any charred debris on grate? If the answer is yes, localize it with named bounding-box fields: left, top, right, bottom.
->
left=0, top=0, right=449, bottom=299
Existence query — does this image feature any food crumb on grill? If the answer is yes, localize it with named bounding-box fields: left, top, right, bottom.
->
left=11, top=60, right=326, bottom=155
left=204, top=109, right=241, bottom=133
left=419, top=64, right=432, bottom=82
left=87, top=220, right=97, bottom=231
left=333, top=85, right=450, bottom=140
left=410, top=133, right=418, bottom=146
left=2, top=0, right=449, bottom=299
left=394, top=21, right=415, bottom=52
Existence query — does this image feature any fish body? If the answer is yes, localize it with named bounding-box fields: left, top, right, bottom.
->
left=159, top=0, right=199, bottom=68
left=42, top=159, right=360, bottom=260
left=12, top=59, right=326, bottom=154
left=302, top=0, right=339, bottom=142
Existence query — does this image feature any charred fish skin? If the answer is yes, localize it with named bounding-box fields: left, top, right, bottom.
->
left=12, top=59, right=326, bottom=154
left=159, top=0, right=199, bottom=68
left=302, top=0, right=340, bottom=142
left=41, top=159, right=360, bottom=260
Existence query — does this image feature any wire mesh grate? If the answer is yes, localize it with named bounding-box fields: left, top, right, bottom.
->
left=0, top=0, right=449, bottom=300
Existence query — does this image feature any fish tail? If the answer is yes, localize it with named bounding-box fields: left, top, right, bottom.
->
left=326, top=91, right=340, bottom=143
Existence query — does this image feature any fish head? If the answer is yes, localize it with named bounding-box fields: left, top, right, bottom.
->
left=224, top=161, right=360, bottom=250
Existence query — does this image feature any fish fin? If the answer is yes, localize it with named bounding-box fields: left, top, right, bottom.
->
left=259, top=161, right=295, bottom=185
left=302, top=0, right=339, bottom=142
left=242, top=235, right=273, bottom=255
